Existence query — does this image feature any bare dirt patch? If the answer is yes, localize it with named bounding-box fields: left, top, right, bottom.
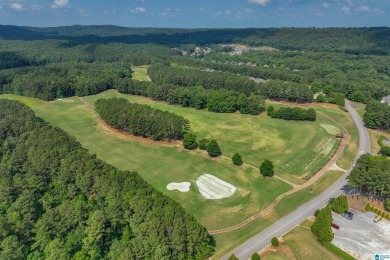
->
left=347, top=194, right=387, bottom=212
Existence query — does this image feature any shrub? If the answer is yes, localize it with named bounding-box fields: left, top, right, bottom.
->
left=232, top=153, right=243, bottom=166
left=260, top=159, right=274, bottom=177
left=365, top=204, right=371, bottom=212
left=183, top=133, right=198, bottom=150
left=271, top=237, right=279, bottom=248
left=380, top=146, right=390, bottom=156
left=199, top=139, right=209, bottom=150
left=251, top=253, right=261, bottom=260
left=330, top=195, right=349, bottom=214
left=207, top=140, right=222, bottom=157
left=228, top=254, right=239, bottom=260
left=386, top=214, right=389, bottom=220
left=387, top=198, right=390, bottom=211
left=267, top=105, right=274, bottom=116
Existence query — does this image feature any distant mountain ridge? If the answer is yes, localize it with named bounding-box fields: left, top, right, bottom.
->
left=0, top=25, right=389, bottom=55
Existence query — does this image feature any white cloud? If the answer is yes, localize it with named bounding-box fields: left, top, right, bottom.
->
left=322, top=3, right=329, bottom=8
left=9, top=2, right=23, bottom=10
left=340, top=6, right=350, bottom=15
left=248, top=0, right=270, bottom=7
left=132, top=7, right=146, bottom=13
left=244, top=8, right=253, bottom=13
left=372, top=8, right=384, bottom=15
left=51, top=0, right=70, bottom=9
left=356, top=6, right=369, bottom=12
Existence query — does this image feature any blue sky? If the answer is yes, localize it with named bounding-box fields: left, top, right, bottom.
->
left=0, top=0, right=388, bottom=28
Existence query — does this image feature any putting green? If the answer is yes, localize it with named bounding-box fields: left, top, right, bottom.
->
left=320, top=124, right=341, bottom=135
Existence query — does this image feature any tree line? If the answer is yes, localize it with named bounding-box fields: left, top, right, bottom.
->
left=115, top=79, right=265, bottom=115
left=0, top=99, right=214, bottom=259
left=363, top=101, right=390, bottom=131
left=267, top=105, right=317, bottom=121
left=148, top=63, right=314, bottom=103
left=0, top=62, right=132, bottom=101
left=348, top=154, right=390, bottom=204
left=206, top=50, right=390, bottom=104
left=95, top=98, right=190, bottom=141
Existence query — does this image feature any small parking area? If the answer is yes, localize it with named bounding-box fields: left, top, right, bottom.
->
left=332, top=209, right=390, bottom=260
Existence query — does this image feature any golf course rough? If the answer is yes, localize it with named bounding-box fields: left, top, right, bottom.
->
left=196, top=174, right=237, bottom=199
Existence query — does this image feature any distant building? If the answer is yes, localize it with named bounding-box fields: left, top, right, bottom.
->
left=381, top=95, right=390, bottom=105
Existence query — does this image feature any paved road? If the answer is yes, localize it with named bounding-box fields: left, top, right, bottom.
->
left=221, top=101, right=371, bottom=260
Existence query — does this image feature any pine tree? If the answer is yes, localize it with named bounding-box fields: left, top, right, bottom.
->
left=207, top=140, right=222, bottom=157
left=232, top=153, right=243, bottom=166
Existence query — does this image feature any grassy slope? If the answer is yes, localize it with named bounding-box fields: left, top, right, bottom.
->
left=84, top=90, right=337, bottom=184
left=131, top=65, right=150, bottom=81
left=264, top=219, right=355, bottom=260
left=282, top=226, right=339, bottom=260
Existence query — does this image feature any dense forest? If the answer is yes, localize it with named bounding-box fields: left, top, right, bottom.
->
left=363, top=101, right=390, bottom=131
left=0, top=99, right=214, bottom=259
left=1, top=25, right=389, bottom=55
left=95, top=98, right=189, bottom=141
left=348, top=154, right=390, bottom=202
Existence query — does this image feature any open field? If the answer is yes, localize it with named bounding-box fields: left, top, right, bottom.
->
left=83, top=90, right=339, bottom=184
left=131, top=65, right=150, bottom=81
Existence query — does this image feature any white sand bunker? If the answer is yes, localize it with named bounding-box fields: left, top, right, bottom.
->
left=196, top=174, right=236, bottom=200
left=320, top=124, right=340, bottom=135
left=167, top=182, right=191, bottom=192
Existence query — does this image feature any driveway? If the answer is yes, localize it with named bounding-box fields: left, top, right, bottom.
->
left=332, top=210, right=390, bottom=260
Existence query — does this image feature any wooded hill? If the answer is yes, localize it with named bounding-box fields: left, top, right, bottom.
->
left=0, top=99, right=214, bottom=259
left=1, top=25, right=389, bottom=55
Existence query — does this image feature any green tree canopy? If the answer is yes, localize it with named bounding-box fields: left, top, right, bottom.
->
left=199, top=139, right=209, bottom=150
left=183, top=133, right=198, bottom=150
left=207, top=140, right=222, bottom=157
left=330, top=195, right=349, bottom=214
left=232, top=153, right=243, bottom=166
left=260, top=160, right=274, bottom=177
left=271, top=237, right=279, bottom=247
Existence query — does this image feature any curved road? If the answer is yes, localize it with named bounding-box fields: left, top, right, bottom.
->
left=222, top=101, right=371, bottom=260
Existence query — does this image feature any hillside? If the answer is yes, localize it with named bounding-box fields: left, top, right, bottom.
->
left=0, top=25, right=389, bottom=55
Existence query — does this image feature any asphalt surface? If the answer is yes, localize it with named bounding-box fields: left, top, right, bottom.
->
left=221, top=101, right=371, bottom=260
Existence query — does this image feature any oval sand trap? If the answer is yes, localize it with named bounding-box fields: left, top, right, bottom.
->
left=196, top=174, right=236, bottom=200
left=320, top=124, right=340, bottom=135
left=167, top=182, right=191, bottom=192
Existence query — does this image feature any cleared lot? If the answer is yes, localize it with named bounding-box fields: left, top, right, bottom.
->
left=332, top=210, right=390, bottom=260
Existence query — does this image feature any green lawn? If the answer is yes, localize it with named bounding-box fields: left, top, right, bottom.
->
left=282, top=225, right=340, bottom=260
left=131, top=65, right=150, bottom=81
left=263, top=220, right=355, bottom=260
left=83, top=90, right=338, bottom=184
